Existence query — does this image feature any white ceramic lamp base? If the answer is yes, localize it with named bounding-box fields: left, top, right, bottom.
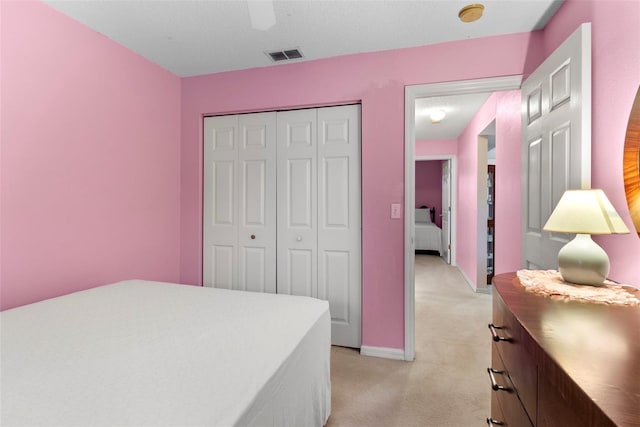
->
left=557, top=234, right=609, bottom=286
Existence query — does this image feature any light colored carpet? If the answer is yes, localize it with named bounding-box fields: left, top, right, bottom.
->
left=327, top=255, right=492, bottom=427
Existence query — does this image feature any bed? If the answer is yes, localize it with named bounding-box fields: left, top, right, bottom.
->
left=0, top=280, right=331, bottom=426
left=415, top=207, right=442, bottom=254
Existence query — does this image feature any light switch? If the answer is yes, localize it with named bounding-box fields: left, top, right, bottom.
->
left=391, top=203, right=401, bottom=219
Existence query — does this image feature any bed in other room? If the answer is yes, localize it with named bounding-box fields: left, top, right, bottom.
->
left=1, top=280, right=331, bottom=426
left=415, top=206, right=442, bottom=255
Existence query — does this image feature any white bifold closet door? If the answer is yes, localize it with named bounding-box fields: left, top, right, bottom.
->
left=203, top=105, right=361, bottom=348
left=276, top=109, right=318, bottom=297
left=277, top=105, right=361, bottom=347
left=203, top=112, right=277, bottom=293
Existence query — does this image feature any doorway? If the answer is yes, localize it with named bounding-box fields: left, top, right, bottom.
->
left=403, top=76, right=522, bottom=361
left=415, top=156, right=455, bottom=265
left=476, top=121, right=496, bottom=290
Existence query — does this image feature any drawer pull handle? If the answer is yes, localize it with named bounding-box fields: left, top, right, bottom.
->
left=487, top=368, right=511, bottom=392
left=488, top=323, right=511, bottom=342
left=486, top=418, right=505, bottom=425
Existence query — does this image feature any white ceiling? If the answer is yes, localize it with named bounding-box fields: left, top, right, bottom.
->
left=415, top=92, right=492, bottom=140
left=43, top=0, right=563, bottom=140
left=44, top=0, right=563, bottom=77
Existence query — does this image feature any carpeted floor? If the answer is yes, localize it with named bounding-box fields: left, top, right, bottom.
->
left=327, top=255, right=493, bottom=427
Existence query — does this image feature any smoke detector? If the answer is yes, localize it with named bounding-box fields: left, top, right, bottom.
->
left=458, top=4, right=485, bottom=23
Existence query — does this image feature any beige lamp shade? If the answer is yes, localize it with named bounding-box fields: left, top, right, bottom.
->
left=543, top=189, right=630, bottom=235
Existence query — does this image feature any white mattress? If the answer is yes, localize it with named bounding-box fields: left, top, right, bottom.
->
left=1, top=280, right=331, bottom=426
left=415, top=221, right=442, bottom=253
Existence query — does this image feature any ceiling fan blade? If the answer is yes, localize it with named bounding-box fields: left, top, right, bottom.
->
left=247, top=0, right=276, bottom=31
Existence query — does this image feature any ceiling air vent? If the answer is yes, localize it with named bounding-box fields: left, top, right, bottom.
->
left=266, top=48, right=304, bottom=62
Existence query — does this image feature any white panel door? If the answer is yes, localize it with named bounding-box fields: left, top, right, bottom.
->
left=204, top=113, right=277, bottom=292
left=317, top=105, right=361, bottom=348
left=238, top=112, right=277, bottom=293
left=521, top=23, right=591, bottom=269
left=203, top=115, right=239, bottom=289
left=277, top=109, right=318, bottom=297
left=441, top=160, right=451, bottom=264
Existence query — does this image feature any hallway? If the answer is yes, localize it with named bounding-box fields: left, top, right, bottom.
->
left=328, top=255, right=492, bottom=426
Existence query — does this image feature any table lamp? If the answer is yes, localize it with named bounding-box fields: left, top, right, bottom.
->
left=543, top=189, right=630, bottom=286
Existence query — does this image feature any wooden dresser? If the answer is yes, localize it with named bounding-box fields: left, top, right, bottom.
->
left=489, top=273, right=640, bottom=427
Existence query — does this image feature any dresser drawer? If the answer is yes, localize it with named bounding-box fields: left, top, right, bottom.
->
left=488, top=346, right=533, bottom=427
left=491, top=291, right=538, bottom=424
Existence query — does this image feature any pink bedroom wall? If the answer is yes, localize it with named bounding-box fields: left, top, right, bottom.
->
left=0, top=2, right=182, bottom=309
left=415, top=139, right=458, bottom=157
left=493, top=91, right=523, bottom=276
left=456, top=95, right=498, bottom=289
left=415, top=161, right=442, bottom=228
left=181, top=33, right=536, bottom=350
left=541, top=0, right=640, bottom=286
left=414, top=139, right=457, bottom=230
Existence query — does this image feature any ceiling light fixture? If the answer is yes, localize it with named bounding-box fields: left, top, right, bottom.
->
left=430, top=110, right=446, bottom=124
left=458, top=3, right=485, bottom=23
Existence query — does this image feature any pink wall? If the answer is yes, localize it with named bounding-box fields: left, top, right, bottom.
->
left=541, top=0, right=640, bottom=286
left=456, top=96, right=498, bottom=288
left=415, top=139, right=458, bottom=156
left=0, top=2, right=182, bottom=309
left=493, top=91, right=523, bottom=276
left=181, top=34, right=537, bottom=350
left=415, top=161, right=442, bottom=227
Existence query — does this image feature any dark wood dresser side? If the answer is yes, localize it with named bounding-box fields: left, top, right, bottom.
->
left=489, top=273, right=640, bottom=427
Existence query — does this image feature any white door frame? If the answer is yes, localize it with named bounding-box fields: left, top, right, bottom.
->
left=404, top=76, right=522, bottom=361
left=440, top=157, right=453, bottom=265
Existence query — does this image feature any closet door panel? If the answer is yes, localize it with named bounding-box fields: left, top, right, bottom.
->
left=238, top=112, right=277, bottom=293
left=317, top=105, right=362, bottom=347
left=322, top=250, right=350, bottom=322
left=277, top=109, right=318, bottom=297
left=242, top=247, right=266, bottom=293
left=213, top=161, right=235, bottom=224
left=242, top=160, right=266, bottom=224
left=288, top=159, right=313, bottom=226
left=323, top=157, right=350, bottom=226
left=287, top=249, right=314, bottom=296
left=211, top=245, right=234, bottom=289
left=203, top=115, right=238, bottom=289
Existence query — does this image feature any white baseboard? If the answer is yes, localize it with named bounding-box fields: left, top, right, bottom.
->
left=458, top=267, right=476, bottom=292
left=476, top=286, right=492, bottom=295
left=360, top=345, right=405, bottom=360
left=458, top=267, right=492, bottom=294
